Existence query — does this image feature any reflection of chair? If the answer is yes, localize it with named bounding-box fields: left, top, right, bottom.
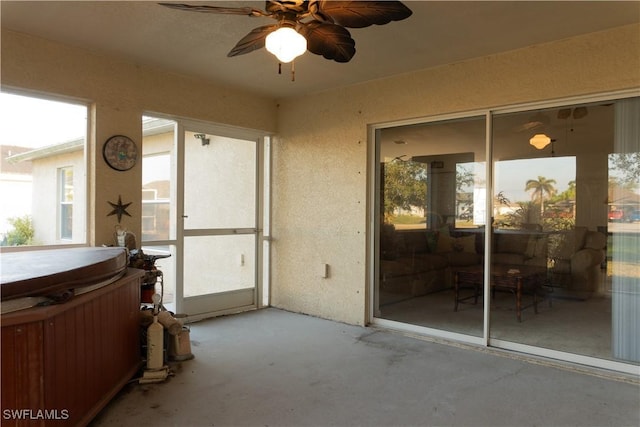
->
left=549, top=227, right=606, bottom=293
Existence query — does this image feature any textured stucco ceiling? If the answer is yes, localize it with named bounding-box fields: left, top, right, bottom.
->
left=2, top=1, right=639, bottom=99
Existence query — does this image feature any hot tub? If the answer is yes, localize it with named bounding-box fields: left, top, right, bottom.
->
left=1, top=247, right=144, bottom=426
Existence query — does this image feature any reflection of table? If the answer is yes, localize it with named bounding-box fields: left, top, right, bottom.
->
left=454, top=266, right=483, bottom=312
left=454, top=264, right=548, bottom=322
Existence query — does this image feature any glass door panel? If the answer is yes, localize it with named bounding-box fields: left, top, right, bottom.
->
left=490, top=100, right=639, bottom=366
left=376, top=116, right=487, bottom=338
left=609, top=98, right=640, bottom=364
left=141, top=116, right=178, bottom=312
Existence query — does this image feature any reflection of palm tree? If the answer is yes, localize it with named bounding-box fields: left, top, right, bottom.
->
left=525, top=176, right=557, bottom=217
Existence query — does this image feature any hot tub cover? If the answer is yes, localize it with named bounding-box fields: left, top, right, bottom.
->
left=1, top=247, right=128, bottom=301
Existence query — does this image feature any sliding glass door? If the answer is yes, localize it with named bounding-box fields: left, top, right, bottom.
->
left=373, top=94, right=639, bottom=372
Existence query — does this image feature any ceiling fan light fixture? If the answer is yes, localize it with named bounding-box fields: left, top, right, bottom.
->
left=265, top=27, right=307, bottom=63
left=530, top=133, right=552, bottom=150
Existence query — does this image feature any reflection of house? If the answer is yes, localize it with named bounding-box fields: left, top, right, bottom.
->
left=545, top=200, right=576, bottom=219
left=609, top=185, right=640, bottom=218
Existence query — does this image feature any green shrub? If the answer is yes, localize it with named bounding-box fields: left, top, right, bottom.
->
left=3, top=215, right=35, bottom=246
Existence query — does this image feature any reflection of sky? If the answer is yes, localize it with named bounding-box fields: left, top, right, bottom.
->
left=495, top=157, right=575, bottom=203
left=0, top=93, right=87, bottom=148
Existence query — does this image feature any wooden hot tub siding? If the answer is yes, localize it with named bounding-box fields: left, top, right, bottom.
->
left=1, top=269, right=143, bottom=427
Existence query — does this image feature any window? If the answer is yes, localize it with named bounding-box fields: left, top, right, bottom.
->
left=59, top=167, right=73, bottom=240
left=0, top=92, right=87, bottom=247
left=456, top=161, right=486, bottom=227
left=142, top=153, right=171, bottom=241
left=494, top=156, right=576, bottom=231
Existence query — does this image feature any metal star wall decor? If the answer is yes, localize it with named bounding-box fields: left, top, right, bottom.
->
left=107, top=195, right=132, bottom=223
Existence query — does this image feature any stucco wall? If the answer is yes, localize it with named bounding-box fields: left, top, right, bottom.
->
left=271, top=24, right=640, bottom=325
left=1, top=29, right=277, bottom=246
left=2, top=24, right=639, bottom=326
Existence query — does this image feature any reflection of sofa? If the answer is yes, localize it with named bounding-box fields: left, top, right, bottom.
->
left=379, top=225, right=550, bottom=300
left=492, top=230, right=548, bottom=268
left=380, top=224, right=606, bottom=301
left=380, top=225, right=480, bottom=298
left=549, top=227, right=606, bottom=293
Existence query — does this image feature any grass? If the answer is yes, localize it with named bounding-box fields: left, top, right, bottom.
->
left=392, top=214, right=425, bottom=225
left=608, top=233, right=640, bottom=263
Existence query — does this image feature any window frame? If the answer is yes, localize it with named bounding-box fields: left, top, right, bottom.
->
left=368, top=88, right=640, bottom=375
left=58, top=166, right=74, bottom=241
left=0, top=88, right=90, bottom=251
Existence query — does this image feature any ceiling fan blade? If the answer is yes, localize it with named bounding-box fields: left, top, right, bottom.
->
left=228, top=25, right=277, bottom=57
left=266, top=0, right=307, bottom=14
left=158, top=3, right=269, bottom=17
left=557, top=108, right=572, bottom=119
left=573, top=106, right=588, bottom=119
left=316, top=1, right=412, bottom=28
left=299, top=21, right=356, bottom=63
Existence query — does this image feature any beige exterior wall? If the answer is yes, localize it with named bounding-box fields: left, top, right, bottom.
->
left=2, top=24, right=639, bottom=326
left=271, top=24, right=640, bottom=325
left=31, top=151, right=86, bottom=245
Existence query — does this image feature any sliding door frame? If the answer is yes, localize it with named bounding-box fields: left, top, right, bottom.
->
left=368, top=88, right=640, bottom=375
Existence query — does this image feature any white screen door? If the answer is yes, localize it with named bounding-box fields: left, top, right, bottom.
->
left=179, top=125, right=264, bottom=317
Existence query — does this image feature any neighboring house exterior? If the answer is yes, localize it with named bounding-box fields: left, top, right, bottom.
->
left=0, top=145, right=33, bottom=240
left=6, top=139, right=86, bottom=245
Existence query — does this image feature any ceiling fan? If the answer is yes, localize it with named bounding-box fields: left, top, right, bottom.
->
left=159, top=1, right=412, bottom=64
left=515, top=112, right=551, bottom=133
left=516, top=105, right=591, bottom=133
left=557, top=106, right=588, bottom=120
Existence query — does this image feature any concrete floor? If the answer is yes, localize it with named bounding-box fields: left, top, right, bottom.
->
left=91, top=308, right=639, bottom=427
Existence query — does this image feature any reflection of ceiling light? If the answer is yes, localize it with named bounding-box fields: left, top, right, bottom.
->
left=265, top=27, right=307, bottom=63
left=529, top=133, right=552, bottom=150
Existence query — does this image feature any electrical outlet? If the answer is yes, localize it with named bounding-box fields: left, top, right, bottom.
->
left=320, top=263, right=329, bottom=278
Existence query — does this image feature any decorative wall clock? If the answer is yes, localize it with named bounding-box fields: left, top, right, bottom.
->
left=103, top=135, right=138, bottom=171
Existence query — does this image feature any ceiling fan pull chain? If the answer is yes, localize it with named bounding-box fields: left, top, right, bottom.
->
left=291, top=60, right=295, bottom=82
left=278, top=62, right=282, bottom=75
